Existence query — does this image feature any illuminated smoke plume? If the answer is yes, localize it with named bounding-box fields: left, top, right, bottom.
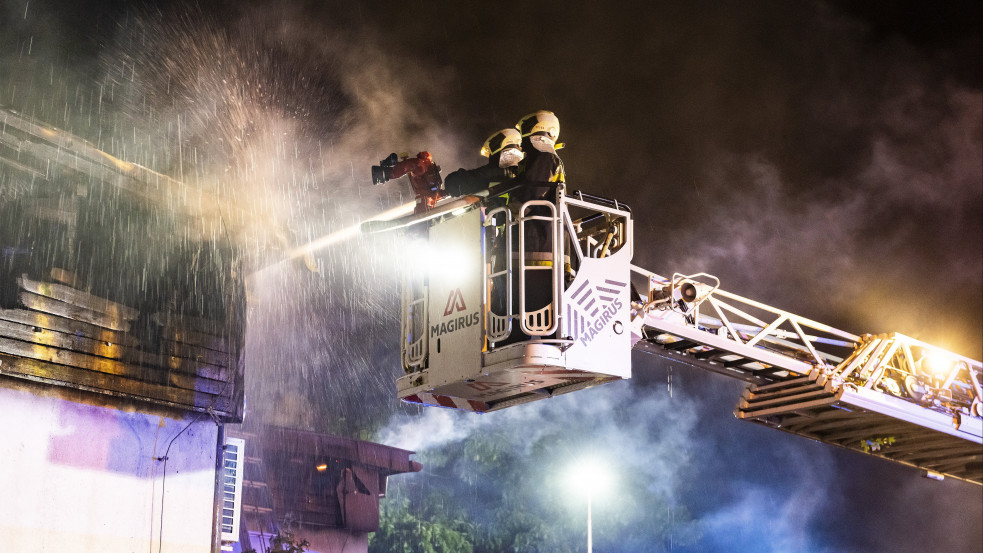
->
left=2, top=1, right=470, bottom=431
left=86, top=5, right=480, bottom=431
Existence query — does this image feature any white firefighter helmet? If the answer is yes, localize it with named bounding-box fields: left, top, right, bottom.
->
left=480, top=128, right=523, bottom=157
left=516, top=110, right=560, bottom=141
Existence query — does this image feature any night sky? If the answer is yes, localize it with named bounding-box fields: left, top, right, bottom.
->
left=2, top=1, right=981, bottom=551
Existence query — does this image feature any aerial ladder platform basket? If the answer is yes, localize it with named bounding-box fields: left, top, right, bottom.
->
left=373, top=184, right=981, bottom=485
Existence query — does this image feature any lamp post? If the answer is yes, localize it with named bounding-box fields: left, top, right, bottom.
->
left=568, top=460, right=610, bottom=553
left=586, top=487, right=593, bottom=553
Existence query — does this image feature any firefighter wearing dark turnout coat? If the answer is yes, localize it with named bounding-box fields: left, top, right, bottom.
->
left=509, top=110, right=565, bottom=338
left=443, top=128, right=524, bottom=198
left=512, top=110, right=564, bottom=197
left=511, top=110, right=564, bottom=252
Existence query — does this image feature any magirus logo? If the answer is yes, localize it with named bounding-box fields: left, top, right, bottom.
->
left=444, top=288, right=467, bottom=316
left=432, top=288, right=479, bottom=339
left=566, top=278, right=627, bottom=347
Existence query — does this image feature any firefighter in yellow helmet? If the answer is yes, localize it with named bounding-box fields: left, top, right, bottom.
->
left=509, top=110, right=565, bottom=219
left=509, top=110, right=565, bottom=239
left=514, top=110, right=564, bottom=187
left=443, top=128, right=524, bottom=198
left=507, top=110, right=565, bottom=338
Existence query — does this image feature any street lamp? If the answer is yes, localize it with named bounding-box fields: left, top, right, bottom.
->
left=567, top=460, right=611, bottom=553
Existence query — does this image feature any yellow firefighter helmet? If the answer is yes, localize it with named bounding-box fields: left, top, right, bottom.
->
left=480, top=128, right=523, bottom=157
left=516, top=110, right=560, bottom=141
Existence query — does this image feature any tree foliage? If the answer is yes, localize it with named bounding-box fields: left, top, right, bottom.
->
left=370, top=496, right=473, bottom=553
left=371, top=386, right=704, bottom=552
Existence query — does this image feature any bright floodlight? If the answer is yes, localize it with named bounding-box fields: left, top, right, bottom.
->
left=921, top=351, right=956, bottom=378
left=567, top=459, right=612, bottom=498
left=402, top=239, right=473, bottom=283
left=566, top=459, right=612, bottom=553
left=427, top=245, right=472, bottom=282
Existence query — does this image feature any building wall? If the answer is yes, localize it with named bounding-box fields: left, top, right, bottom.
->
left=0, top=380, right=220, bottom=552
left=304, top=528, right=370, bottom=553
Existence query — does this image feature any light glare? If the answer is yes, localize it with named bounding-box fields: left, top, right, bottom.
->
left=921, top=352, right=955, bottom=378
left=401, top=239, right=472, bottom=282
left=566, top=459, right=612, bottom=498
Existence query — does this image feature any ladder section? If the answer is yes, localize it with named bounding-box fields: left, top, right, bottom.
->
left=632, top=270, right=860, bottom=385
left=737, top=370, right=982, bottom=484
left=631, top=269, right=982, bottom=483
left=831, top=333, right=982, bottom=419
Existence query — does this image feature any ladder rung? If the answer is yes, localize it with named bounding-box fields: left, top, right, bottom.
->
left=664, top=339, right=699, bottom=351
left=693, top=348, right=722, bottom=359
left=748, top=374, right=819, bottom=393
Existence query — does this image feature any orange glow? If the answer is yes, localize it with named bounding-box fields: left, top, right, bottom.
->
left=922, top=352, right=955, bottom=378
left=315, top=464, right=327, bottom=472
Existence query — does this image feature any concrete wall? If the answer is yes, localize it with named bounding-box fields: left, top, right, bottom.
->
left=0, top=380, right=220, bottom=552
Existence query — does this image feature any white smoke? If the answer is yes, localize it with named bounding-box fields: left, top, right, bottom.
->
left=379, top=406, right=474, bottom=452
left=664, top=79, right=982, bottom=356
left=380, top=379, right=702, bottom=503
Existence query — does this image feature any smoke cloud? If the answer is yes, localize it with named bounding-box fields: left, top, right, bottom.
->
left=664, top=80, right=982, bottom=356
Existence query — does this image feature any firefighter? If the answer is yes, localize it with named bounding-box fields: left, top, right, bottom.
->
left=448, top=129, right=526, bottom=322
left=508, top=110, right=565, bottom=339
left=511, top=110, right=564, bottom=249
left=513, top=110, right=564, bottom=192
left=443, top=128, right=524, bottom=198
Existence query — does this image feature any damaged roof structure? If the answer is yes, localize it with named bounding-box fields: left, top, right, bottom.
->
left=0, top=107, right=420, bottom=553
left=0, top=106, right=250, bottom=419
